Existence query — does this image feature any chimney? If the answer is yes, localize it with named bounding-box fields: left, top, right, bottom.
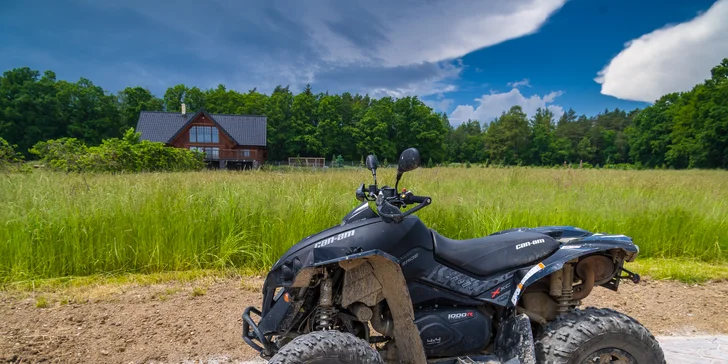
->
left=181, top=103, right=186, bottom=115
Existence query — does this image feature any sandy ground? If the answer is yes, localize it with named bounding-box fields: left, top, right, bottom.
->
left=1, top=277, right=726, bottom=364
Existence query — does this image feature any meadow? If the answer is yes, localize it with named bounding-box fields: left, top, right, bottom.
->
left=1, top=166, right=727, bottom=284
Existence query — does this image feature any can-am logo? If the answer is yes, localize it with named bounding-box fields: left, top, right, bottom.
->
left=314, top=230, right=356, bottom=248
left=447, top=312, right=474, bottom=320
left=516, top=238, right=546, bottom=250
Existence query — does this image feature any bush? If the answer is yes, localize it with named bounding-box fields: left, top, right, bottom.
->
left=580, top=162, right=594, bottom=169
left=30, top=128, right=205, bottom=173
left=604, top=163, right=638, bottom=170
left=330, top=154, right=345, bottom=168
left=0, top=137, right=26, bottom=172
left=30, top=137, right=89, bottom=171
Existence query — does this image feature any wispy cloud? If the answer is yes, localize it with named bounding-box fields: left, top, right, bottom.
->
left=507, top=78, right=531, bottom=88
left=0, top=0, right=567, bottom=97
left=595, top=0, right=728, bottom=102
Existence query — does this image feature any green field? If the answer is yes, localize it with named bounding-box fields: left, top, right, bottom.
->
left=1, top=167, right=727, bottom=283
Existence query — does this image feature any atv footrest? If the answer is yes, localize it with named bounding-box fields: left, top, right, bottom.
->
left=242, top=306, right=273, bottom=357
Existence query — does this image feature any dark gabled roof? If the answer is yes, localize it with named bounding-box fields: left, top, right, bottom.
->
left=135, top=110, right=267, bottom=146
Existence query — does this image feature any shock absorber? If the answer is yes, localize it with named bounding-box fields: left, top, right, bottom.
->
left=315, top=276, right=335, bottom=330
left=558, top=263, right=574, bottom=314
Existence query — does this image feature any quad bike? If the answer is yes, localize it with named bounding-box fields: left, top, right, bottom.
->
left=242, top=148, right=665, bottom=364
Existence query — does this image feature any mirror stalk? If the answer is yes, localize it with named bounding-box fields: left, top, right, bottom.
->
left=395, top=171, right=402, bottom=192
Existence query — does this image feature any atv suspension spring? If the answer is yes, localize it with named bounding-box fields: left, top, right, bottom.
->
left=316, top=276, right=335, bottom=330
left=315, top=306, right=335, bottom=330
left=558, top=263, right=574, bottom=314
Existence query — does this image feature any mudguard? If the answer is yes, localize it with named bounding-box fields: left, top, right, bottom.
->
left=256, top=250, right=399, bottom=331
left=509, top=234, right=639, bottom=306
left=251, top=250, right=428, bottom=363
left=495, top=313, right=536, bottom=364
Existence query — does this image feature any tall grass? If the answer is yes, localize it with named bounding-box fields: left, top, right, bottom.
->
left=1, top=167, right=727, bottom=282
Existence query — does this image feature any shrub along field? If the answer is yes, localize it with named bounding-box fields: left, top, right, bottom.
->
left=1, top=167, right=727, bottom=283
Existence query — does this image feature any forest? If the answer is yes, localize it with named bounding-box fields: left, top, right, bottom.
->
left=1, top=58, right=726, bottom=169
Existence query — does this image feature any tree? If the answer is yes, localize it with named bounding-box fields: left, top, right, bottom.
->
left=316, top=94, right=343, bottom=158
left=3, top=59, right=727, bottom=170
left=119, top=86, right=164, bottom=130
left=576, top=136, right=596, bottom=163
left=529, top=108, right=556, bottom=165
left=59, top=78, right=122, bottom=146
left=204, top=84, right=244, bottom=114
left=485, top=106, right=530, bottom=164
left=163, top=84, right=187, bottom=112
left=289, top=85, right=319, bottom=156
left=627, top=94, right=677, bottom=168
left=0, top=68, right=60, bottom=156
left=183, top=86, right=205, bottom=112
left=265, top=86, right=293, bottom=161
left=355, top=97, right=396, bottom=160
left=447, top=120, right=485, bottom=163
left=241, top=88, right=268, bottom=115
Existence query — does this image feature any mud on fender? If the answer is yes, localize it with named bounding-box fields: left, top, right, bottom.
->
left=495, top=313, right=536, bottom=364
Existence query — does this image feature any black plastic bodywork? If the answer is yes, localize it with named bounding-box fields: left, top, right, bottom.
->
left=415, top=307, right=491, bottom=357
left=243, top=201, right=639, bottom=360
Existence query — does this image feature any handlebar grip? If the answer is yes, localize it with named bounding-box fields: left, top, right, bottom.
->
left=405, top=195, right=430, bottom=204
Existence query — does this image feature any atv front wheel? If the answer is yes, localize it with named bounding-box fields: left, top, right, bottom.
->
left=269, top=331, right=383, bottom=364
left=535, top=307, right=665, bottom=364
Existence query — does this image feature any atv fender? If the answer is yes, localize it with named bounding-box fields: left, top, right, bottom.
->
left=509, top=234, right=638, bottom=306
left=335, top=253, right=427, bottom=364
left=495, top=313, right=537, bottom=364
left=285, top=250, right=427, bottom=364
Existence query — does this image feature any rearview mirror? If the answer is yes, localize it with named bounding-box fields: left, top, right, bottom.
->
left=365, top=155, right=378, bottom=171
left=397, top=148, right=421, bottom=173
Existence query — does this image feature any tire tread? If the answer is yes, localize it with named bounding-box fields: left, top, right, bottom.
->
left=535, top=307, right=666, bottom=364
left=269, top=331, right=382, bottom=364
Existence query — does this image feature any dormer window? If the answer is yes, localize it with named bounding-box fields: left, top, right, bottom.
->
left=190, top=126, right=219, bottom=143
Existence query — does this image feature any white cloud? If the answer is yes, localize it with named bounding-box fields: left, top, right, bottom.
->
left=595, top=0, right=728, bottom=102
left=45, top=0, right=566, bottom=97
left=450, top=88, right=564, bottom=125
left=507, top=78, right=531, bottom=88
left=345, top=0, right=567, bottom=67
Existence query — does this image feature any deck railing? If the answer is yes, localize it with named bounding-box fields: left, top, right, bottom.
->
left=200, top=149, right=261, bottom=161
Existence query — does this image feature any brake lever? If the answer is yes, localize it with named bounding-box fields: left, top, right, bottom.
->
left=402, top=196, right=431, bottom=217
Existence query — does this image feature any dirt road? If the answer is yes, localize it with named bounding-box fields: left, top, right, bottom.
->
left=1, top=277, right=726, bottom=363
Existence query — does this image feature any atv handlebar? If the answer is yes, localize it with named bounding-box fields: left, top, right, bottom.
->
left=403, top=193, right=429, bottom=205
left=371, top=187, right=432, bottom=224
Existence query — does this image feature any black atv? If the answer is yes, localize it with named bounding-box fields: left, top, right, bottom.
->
left=243, top=148, right=665, bottom=364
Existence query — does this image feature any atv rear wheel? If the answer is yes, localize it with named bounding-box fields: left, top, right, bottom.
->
left=269, top=331, right=383, bottom=364
left=535, top=307, right=665, bottom=364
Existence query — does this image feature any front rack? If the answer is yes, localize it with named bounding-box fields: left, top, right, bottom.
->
left=242, top=306, right=274, bottom=357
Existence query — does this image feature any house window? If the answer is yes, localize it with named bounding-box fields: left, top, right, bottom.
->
left=189, top=126, right=219, bottom=143
left=190, top=146, right=220, bottom=160
left=243, top=149, right=251, bottom=157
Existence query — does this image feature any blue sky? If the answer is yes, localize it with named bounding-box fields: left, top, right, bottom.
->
left=2, top=0, right=727, bottom=125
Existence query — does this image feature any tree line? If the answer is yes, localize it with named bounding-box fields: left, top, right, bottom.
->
left=1, top=58, right=726, bottom=169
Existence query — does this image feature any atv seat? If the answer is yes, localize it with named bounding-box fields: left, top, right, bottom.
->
left=431, top=230, right=560, bottom=277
